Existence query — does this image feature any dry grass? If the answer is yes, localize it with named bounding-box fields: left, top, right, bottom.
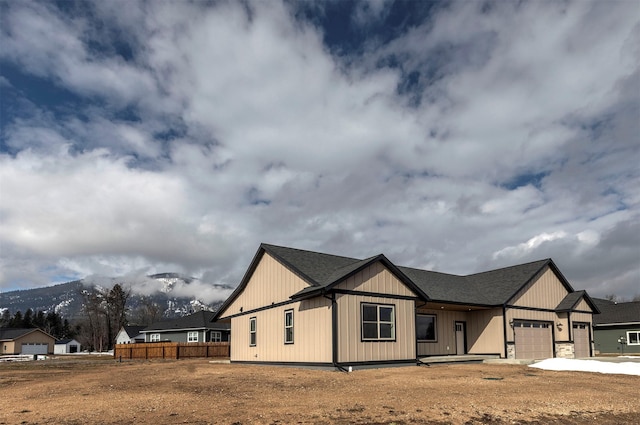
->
left=1, top=356, right=638, bottom=424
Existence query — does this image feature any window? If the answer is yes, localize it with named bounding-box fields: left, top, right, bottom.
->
left=149, top=333, right=160, bottom=342
left=361, top=303, right=395, bottom=341
left=416, top=314, right=437, bottom=342
left=187, top=331, right=198, bottom=342
left=628, top=331, right=640, bottom=345
left=249, top=317, right=257, bottom=346
left=210, top=331, right=222, bottom=342
left=284, top=309, right=294, bottom=344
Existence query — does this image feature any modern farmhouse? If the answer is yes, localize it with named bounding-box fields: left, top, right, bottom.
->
left=215, top=244, right=599, bottom=368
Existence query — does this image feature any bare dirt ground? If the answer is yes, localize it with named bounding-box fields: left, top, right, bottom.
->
left=1, top=356, right=638, bottom=425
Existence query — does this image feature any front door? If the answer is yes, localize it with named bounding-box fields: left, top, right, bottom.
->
left=455, top=321, right=466, bottom=355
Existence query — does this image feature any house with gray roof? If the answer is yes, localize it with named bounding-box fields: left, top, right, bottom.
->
left=215, top=243, right=599, bottom=368
left=141, top=310, right=230, bottom=343
left=0, top=328, right=56, bottom=355
left=115, top=326, right=146, bottom=344
left=592, top=299, right=640, bottom=355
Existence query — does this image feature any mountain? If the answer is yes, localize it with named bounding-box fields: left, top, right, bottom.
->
left=0, top=273, right=233, bottom=322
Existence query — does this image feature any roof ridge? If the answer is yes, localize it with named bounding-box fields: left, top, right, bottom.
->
left=397, top=265, right=464, bottom=278
left=261, top=243, right=362, bottom=262
left=465, top=258, right=550, bottom=277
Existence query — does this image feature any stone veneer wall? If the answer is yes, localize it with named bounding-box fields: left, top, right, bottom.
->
left=555, top=342, right=574, bottom=358
left=506, top=343, right=516, bottom=359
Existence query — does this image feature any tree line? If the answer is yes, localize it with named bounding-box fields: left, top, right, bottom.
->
left=1, top=308, right=77, bottom=340
left=1, top=283, right=165, bottom=352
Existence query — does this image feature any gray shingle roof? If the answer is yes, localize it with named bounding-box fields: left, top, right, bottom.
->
left=263, top=244, right=364, bottom=286
left=144, top=311, right=230, bottom=332
left=592, top=300, right=640, bottom=325
left=398, top=267, right=482, bottom=304
left=0, top=328, right=52, bottom=340
left=556, top=290, right=586, bottom=311
left=0, top=328, right=37, bottom=340
left=123, top=326, right=146, bottom=338
left=217, top=243, right=592, bottom=317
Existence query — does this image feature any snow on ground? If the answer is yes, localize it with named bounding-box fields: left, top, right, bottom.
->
left=530, top=358, right=640, bottom=376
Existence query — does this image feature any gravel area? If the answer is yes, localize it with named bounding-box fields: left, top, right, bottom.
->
left=1, top=356, right=638, bottom=424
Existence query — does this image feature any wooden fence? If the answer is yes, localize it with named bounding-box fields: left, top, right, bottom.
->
left=114, top=342, right=230, bottom=360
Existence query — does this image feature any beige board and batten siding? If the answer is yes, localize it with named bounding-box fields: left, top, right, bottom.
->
left=335, top=261, right=417, bottom=297
left=220, top=252, right=334, bottom=363
left=230, top=297, right=332, bottom=363
left=511, top=268, right=569, bottom=309
left=219, top=253, right=309, bottom=318
left=416, top=308, right=466, bottom=356
left=416, top=308, right=505, bottom=357
left=466, top=308, right=504, bottom=356
left=336, top=294, right=416, bottom=363
left=334, top=262, right=418, bottom=363
left=573, top=299, right=593, bottom=313
left=506, top=268, right=571, bottom=342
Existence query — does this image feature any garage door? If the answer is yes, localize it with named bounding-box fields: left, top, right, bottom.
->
left=514, top=321, right=553, bottom=359
left=21, top=343, right=48, bottom=355
left=573, top=323, right=590, bottom=358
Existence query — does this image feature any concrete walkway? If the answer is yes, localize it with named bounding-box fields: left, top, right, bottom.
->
left=419, top=355, right=640, bottom=365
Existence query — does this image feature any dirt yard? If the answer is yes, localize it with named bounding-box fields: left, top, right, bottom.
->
left=1, top=356, right=638, bottom=425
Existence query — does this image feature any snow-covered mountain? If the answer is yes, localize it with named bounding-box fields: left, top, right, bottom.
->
left=0, top=273, right=233, bottom=321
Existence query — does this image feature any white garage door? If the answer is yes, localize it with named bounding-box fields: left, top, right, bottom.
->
left=21, top=343, right=49, bottom=355
left=514, top=321, right=553, bottom=359
left=573, top=323, right=590, bottom=358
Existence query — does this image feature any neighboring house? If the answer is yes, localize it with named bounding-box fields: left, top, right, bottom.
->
left=0, top=328, right=56, bottom=355
left=54, top=338, right=81, bottom=354
left=215, top=244, right=599, bottom=368
left=593, top=299, right=640, bottom=355
left=115, top=326, right=146, bottom=344
left=141, top=311, right=230, bottom=343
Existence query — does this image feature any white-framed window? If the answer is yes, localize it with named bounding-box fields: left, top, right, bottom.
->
left=284, top=309, right=294, bottom=344
left=249, top=317, right=257, bottom=346
left=149, top=333, right=160, bottom=342
left=187, top=331, right=198, bottom=342
left=361, top=303, right=395, bottom=341
left=416, top=314, right=437, bottom=342
left=210, top=331, right=222, bottom=342
left=627, top=331, right=640, bottom=345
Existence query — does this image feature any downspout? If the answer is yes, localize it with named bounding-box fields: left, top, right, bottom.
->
left=502, top=304, right=508, bottom=359
left=323, top=292, right=347, bottom=372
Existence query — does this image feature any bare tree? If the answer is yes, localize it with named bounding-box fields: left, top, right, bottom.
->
left=132, top=297, right=162, bottom=325
left=80, top=289, right=108, bottom=352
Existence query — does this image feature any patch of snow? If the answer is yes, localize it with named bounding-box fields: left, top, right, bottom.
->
left=619, top=356, right=640, bottom=359
left=529, top=358, right=640, bottom=376
left=54, top=298, right=72, bottom=314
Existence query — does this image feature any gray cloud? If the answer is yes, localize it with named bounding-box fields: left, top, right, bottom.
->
left=0, top=0, right=638, bottom=301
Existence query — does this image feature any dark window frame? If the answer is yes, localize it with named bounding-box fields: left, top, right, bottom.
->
left=360, top=302, right=396, bottom=342
left=210, top=331, right=222, bottom=342
left=416, top=314, right=437, bottom=342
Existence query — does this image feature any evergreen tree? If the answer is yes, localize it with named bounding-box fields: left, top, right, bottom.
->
left=23, top=309, right=34, bottom=328
left=0, top=309, right=10, bottom=327
left=11, top=311, right=23, bottom=327
left=106, top=284, right=130, bottom=349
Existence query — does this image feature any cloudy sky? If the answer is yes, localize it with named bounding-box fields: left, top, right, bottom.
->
left=1, top=0, right=638, bottom=302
